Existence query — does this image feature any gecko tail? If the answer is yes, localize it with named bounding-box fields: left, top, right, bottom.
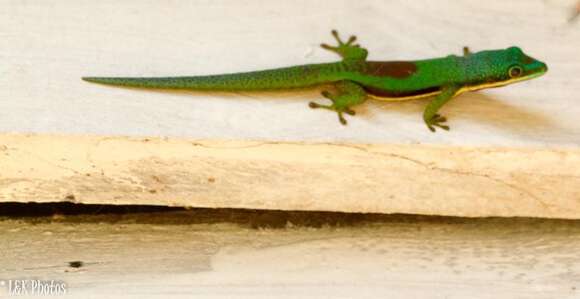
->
left=82, top=75, right=277, bottom=90
left=81, top=76, right=184, bottom=89
left=82, top=77, right=112, bottom=83
left=82, top=63, right=343, bottom=91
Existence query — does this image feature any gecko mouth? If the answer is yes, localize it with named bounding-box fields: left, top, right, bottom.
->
left=462, top=63, right=548, bottom=93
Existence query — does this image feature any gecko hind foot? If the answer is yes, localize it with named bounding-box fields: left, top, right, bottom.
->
left=321, top=30, right=358, bottom=50
left=321, top=30, right=368, bottom=61
left=308, top=101, right=351, bottom=126
left=310, top=81, right=366, bottom=126
left=463, top=46, right=472, bottom=56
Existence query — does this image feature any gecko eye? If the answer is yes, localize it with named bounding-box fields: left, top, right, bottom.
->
left=508, top=65, right=523, bottom=78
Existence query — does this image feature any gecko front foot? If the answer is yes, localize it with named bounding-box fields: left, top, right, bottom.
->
left=425, top=114, right=450, bottom=132
left=344, top=108, right=355, bottom=116
left=321, top=30, right=368, bottom=61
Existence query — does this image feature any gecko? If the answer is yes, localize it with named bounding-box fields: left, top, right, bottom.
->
left=83, top=30, right=548, bottom=132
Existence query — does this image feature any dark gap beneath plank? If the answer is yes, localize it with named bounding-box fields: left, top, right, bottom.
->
left=0, top=202, right=578, bottom=229
left=0, top=202, right=184, bottom=217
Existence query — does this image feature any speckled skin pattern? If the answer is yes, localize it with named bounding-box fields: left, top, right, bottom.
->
left=83, top=31, right=547, bottom=131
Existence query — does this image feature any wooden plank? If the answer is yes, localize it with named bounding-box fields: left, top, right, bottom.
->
left=1, top=134, right=579, bottom=219
left=1, top=215, right=579, bottom=298
left=0, top=0, right=579, bottom=146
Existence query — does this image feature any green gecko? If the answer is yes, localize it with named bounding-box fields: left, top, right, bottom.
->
left=83, top=30, right=547, bottom=132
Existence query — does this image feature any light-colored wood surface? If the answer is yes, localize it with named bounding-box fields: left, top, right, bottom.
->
left=1, top=215, right=579, bottom=299
left=1, top=1, right=579, bottom=217
left=1, top=0, right=579, bottom=146
left=1, top=134, right=579, bottom=219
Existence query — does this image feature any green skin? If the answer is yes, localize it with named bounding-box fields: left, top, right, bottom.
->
left=83, top=30, right=548, bottom=132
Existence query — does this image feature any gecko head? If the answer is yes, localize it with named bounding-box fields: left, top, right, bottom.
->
left=466, top=47, right=548, bottom=91
left=501, top=46, right=548, bottom=82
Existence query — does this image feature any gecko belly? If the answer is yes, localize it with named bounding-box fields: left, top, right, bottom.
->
left=364, top=86, right=441, bottom=102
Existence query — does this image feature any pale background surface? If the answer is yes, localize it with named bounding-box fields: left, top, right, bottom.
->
left=1, top=214, right=580, bottom=299
left=1, top=0, right=579, bottom=147
left=2, top=1, right=580, bottom=298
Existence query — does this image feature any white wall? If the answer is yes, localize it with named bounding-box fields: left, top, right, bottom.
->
left=1, top=0, right=579, bottom=147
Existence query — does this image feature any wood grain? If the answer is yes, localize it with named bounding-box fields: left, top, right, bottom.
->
left=1, top=134, right=579, bottom=219
left=1, top=215, right=579, bottom=298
